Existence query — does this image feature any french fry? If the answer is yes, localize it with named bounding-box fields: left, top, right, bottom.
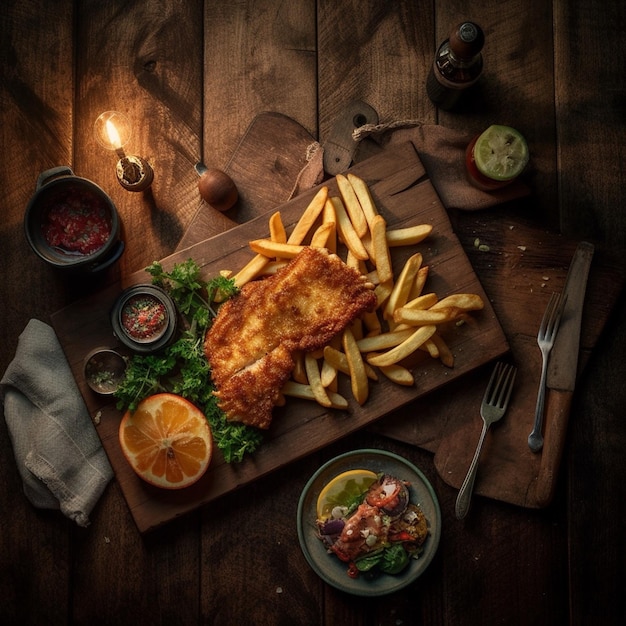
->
left=249, top=239, right=305, bottom=259
left=371, top=214, right=393, bottom=283
left=287, top=186, right=328, bottom=244
left=310, top=221, right=336, bottom=248
left=431, top=293, right=484, bottom=312
left=234, top=211, right=287, bottom=286
left=356, top=328, right=415, bottom=352
left=330, top=196, right=369, bottom=261
left=269, top=211, right=287, bottom=243
left=384, top=253, right=423, bottom=320
left=346, top=249, right=362, bottom=271
left=386, top=224, right=433, bottom=247
left=320, top=358, right=338, bottom=388
left=374, top=360, right=415, bottom=386
left=282, top=380, right=349, bottom=410
left=393, top=307, right=460, bottom=326
left=342, top=327, right=369, bottom=405
left=366, top=325, right=437, bottom=367
left=322, top=199, right=337, bottom=254
left=233, top=253, right=270, bottom=288
left=374, top=280, right=393, bottom=308
left=336, top=174, right=368, bottom=237
left=347, top=173, right=378, bottom=228
left=323, top=346, right=378, bottom=381
left=258, top=260, right=288, bottom=276
left=421, top=339, right=440, bottom=358
left=430, top=332, right=454, bottom=367
left=402, top=292, right=438, bottom=310
left=408, top=266, right=429, bottom=300
left=304, top=352, right=332, bottom=407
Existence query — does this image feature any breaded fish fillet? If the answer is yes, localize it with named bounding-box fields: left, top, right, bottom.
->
left=205, top=246, right=377, bottom=429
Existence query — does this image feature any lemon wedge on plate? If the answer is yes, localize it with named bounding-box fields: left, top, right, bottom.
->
left=316, top=469, right=378, bottom=520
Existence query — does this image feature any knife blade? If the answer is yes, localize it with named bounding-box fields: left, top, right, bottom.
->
left=547, top=241, right=595, bottom=392
left=536, top=240, right=594, bottom=506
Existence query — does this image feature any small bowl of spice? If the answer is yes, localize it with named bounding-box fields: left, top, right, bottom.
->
left=111, top=284, right=177, bottom=354
left=84, top=348, right=128, bottom=395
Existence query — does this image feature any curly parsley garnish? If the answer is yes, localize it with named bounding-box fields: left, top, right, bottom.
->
left=114, top=259, right=264, bottom=463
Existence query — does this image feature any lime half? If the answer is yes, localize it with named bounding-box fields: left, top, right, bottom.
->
left=473, top=125, right=529, bottom=182
left=316, top=469, right=378, bottom=520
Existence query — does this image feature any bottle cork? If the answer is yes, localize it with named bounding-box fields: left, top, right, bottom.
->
left=449, top=22, right=485, bottom=60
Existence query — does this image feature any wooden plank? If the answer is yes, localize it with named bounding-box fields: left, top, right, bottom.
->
left=555, top=3, right=626, bottom=253
left=50, top=144, right=508, bottom=532
left=317, top=0, right=435, bottom=159
left=554, top=3, right=626, bottom=624
left=0, top=1, right=75, bottom=624
left=201, top=0, right=318, bottom=168
left=73, top=0, right=206, bottom=277
left=178, top=112, right=315, bottom=250
left=67, top=1, right=205, bottom=624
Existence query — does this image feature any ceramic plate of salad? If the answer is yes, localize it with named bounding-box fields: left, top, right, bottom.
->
left=297, top=449, right=441, bottom=596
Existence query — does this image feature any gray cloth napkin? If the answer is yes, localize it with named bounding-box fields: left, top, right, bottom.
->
left=1, top=319, right=113, bottom=527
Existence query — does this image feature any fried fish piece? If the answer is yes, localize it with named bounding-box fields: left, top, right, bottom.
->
left=205, top=246, right=377, bottom=429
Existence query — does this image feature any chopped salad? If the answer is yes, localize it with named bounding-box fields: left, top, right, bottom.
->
left=316, top=472, right=430, bottom=579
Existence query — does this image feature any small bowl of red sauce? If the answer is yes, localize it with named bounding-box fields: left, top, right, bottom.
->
left=111, top=284, right=177, bottom=354
left=24, top=166, right=124, bottom=273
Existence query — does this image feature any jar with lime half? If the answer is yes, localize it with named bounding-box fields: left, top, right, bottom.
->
left=465, top=125, right=529, bottom=191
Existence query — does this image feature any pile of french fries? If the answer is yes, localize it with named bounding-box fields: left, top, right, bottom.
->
left=220, top=173, right=483, bottom=411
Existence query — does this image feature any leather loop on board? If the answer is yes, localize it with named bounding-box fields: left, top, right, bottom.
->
left=323, top=101, right=379, bottom=175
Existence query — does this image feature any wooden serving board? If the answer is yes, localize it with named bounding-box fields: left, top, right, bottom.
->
left=176, top=113, right=624, bottom=509
left=51, top=141, right=508, bottom=532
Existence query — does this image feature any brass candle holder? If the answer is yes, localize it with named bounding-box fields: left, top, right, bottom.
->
left=94, top=111, right=154, bottom=192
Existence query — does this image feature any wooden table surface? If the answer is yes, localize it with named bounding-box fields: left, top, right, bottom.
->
left=1, top=1, right=625, bottom=624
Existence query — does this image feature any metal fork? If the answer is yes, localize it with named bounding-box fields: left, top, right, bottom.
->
left=455, top=362, right=517, bottom=520
left=527, top=292, right=565, bottom=453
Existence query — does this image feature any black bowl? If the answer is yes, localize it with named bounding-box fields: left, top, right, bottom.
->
left=24, top=166, right=124, bottom=273
left=110, top=284, right=178, bottom=355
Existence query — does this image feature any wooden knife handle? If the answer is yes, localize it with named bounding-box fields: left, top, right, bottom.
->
left=535, top=389, right=574, bottom=507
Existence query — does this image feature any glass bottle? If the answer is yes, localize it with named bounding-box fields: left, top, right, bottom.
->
left=426, top=22, right=485, bottom=111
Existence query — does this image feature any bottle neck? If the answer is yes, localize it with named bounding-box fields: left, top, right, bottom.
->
left=434, top=40, right=483, bottom=84
left=436, top=40, right=482, bottom=68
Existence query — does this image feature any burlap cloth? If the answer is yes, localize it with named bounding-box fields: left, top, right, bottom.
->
left=294, top=121, right=531, bottom=209
left=1, top=319, right=113, bottom=527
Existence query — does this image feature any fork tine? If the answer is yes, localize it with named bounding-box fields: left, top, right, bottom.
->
left=485, top=362, right=516, bottom=408
left=497, top=365, right=516, bottom=408
left=482, top=361, right=502, bottom=404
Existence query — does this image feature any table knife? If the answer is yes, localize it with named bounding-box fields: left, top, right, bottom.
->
left=536, top=241, right=594, bottom=505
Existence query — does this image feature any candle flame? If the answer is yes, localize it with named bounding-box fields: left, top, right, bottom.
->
left=105, top=119, right=122, bottom=150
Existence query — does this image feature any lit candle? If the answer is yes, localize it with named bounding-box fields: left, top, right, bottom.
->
left=105, top=120, right=125, bottom=157
left=94, top=111, right=154, bottom=192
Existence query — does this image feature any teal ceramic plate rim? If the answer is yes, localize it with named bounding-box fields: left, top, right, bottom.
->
left=297, top=449, right=441, bottom=596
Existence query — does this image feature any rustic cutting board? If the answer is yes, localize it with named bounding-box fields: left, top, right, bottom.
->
left=51, top=138, right=508, bottom=532
left=177, top=114, right=624, bottom=509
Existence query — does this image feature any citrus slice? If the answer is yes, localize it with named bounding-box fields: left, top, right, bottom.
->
left=473, top=125, right=529, bottom=181
left=119, top=393, right=213, bottom=489
left=316, top=469, right=378, bottom=520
